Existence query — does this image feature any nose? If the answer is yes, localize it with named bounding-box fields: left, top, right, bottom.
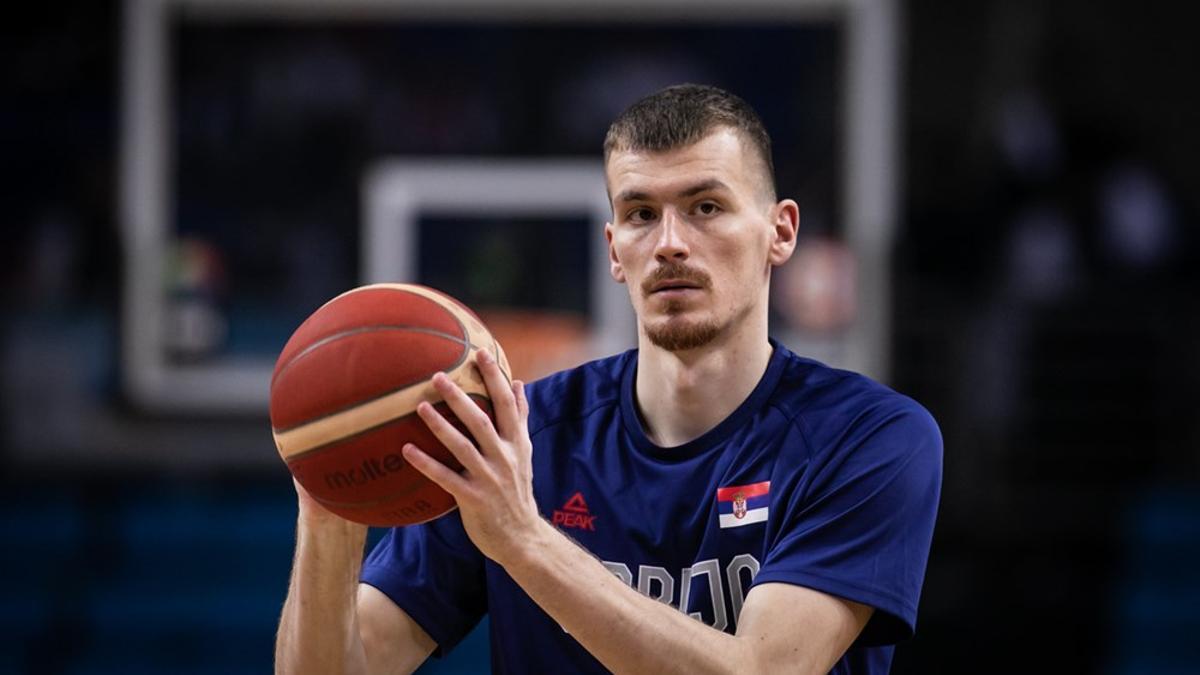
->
left=654, top=208, right=690, bottom=262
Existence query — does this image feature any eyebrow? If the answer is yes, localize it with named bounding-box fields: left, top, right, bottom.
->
left=613, top=189, right=651, bottom=204
left=613, top=179, right=732, bottom=205
left=678, top=179, right=731, bottom=199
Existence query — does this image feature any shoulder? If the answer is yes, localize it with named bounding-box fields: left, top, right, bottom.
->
left=522, top=349, right=633, bottom=436
left=768, top=348, right=941, bottom=460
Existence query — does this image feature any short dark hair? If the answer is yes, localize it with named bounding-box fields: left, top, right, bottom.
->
left=603, top=84, right=776, bottom=199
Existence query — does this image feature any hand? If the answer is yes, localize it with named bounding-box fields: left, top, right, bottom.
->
left=402, top=349, right=541, bottom=564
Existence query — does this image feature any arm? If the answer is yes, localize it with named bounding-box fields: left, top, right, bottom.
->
left=275, top=482, right=436, bottom=675
left=403, top=350, right=872, bottom=674
left=503, top=518, right=872, bottom=674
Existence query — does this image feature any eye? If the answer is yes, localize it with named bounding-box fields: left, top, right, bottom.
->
left=695, top=201, right=722, bottom=216
left=625, top=207, right=656, bottom=224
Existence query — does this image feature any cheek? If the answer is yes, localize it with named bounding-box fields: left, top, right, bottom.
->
left=716, top=235, right=768, bottom=293
left=613, top=232, right=651, bottom=269
left=738, top=227, right=773, bottom=268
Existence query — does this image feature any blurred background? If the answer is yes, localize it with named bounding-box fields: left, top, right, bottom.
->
left=3, top=0, right=1199, bottom=672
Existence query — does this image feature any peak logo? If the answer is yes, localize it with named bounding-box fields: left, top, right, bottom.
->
left=552, top=491, right=596, bottom=531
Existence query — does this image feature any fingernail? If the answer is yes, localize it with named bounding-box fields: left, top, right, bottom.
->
left=478, top=349, right=493, bottom=364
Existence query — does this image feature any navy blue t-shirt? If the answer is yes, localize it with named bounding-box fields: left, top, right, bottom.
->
left=362, top=341, right=942, bottom=673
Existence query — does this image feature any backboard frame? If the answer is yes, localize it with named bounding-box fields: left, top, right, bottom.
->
left=120, top=0, right=899, bottom=413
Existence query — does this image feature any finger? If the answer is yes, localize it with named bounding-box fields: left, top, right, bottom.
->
left=431, top=371, right=502, bottom=452
left=416, top=398, right=489, bottom=475
left=402, top=443, right=470, bottom=497
left=513, top=379, right=529, bottom=421
left=476, top=349, right=519, bottom=440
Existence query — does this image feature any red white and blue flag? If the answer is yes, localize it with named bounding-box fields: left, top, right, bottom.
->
left=716, top=481, right=770, bottom=529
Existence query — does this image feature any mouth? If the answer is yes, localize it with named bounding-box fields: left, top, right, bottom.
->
left=650, top=279, right=704, bottom=294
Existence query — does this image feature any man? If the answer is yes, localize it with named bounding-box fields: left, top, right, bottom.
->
left=276, top=84, right=942, bottom=674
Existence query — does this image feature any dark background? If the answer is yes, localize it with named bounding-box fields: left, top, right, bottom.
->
left=3, top=1, right=1199, bottom=673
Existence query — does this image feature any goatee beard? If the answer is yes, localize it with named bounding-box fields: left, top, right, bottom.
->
left=645, top=316, right=722, bottom=351
left=641, top=261, right=720, bottom=351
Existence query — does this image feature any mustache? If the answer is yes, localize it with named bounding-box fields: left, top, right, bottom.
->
left=640, top=262, right=712, bottom=296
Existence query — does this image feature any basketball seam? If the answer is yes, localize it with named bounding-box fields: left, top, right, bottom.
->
left=271, top=292, right=481, bottom=435
left=328, top=503, right=459, bottom=527
left=272, top=324, right=469, bottom=387
left=311, top=478, right=446, bottom=509
left=270, top=340, right=474, bottom=434
left=272, top=285, right=474, bottom=390
left=283, top=393, right=491, bottom=461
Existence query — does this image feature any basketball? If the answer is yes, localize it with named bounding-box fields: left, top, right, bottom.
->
left=269, top=283, right=512, bottom=527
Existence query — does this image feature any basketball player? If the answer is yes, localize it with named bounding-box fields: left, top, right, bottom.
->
left=276, top=84, right=942, bottom=674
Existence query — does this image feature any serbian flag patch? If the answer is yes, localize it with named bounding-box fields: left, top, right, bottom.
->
left=716, top=481, right=770, bottom=528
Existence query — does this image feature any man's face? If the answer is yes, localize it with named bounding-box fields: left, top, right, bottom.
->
left=604, top=128, right=793, bottom=352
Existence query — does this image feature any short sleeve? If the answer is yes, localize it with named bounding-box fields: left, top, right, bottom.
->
left=360, top=510, right=487, bottom=656
left=753, top=400, right=943, bottom=646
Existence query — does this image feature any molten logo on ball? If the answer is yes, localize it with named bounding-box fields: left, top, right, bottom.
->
left=324, top=452, right=406, bottom=491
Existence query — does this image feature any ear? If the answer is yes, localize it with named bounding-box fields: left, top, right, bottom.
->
left=605, top=222, right=626, bottom=283
left=767, top=199, right=800, bottom=266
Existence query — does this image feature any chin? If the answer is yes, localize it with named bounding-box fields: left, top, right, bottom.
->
left=645, top=316, right=723, bottom=352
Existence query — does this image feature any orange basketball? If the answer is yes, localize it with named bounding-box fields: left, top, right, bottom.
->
left=269, top=283, right=511, bottom=526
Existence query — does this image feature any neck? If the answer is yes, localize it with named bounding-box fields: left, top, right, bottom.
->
left=633, top=312, right=773, bottom=448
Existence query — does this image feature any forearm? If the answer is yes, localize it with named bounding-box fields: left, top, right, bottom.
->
left=275, top=515, right=370, bottom=675
left=499, top=519, right=749, bottom=675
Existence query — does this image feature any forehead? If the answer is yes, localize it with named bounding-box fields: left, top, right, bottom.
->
left=605, top=129, right=759, bottom=201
